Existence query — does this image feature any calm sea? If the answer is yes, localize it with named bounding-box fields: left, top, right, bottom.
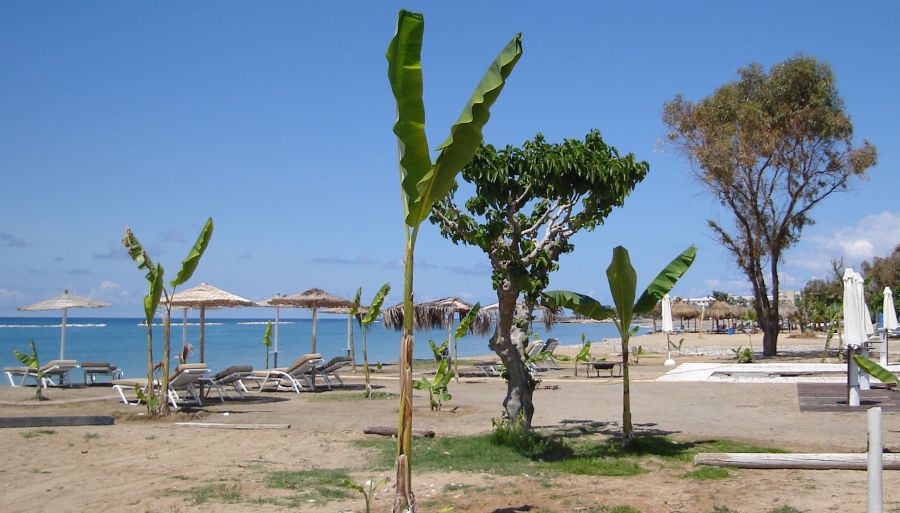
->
left=0, top=316, right=638, bottom=384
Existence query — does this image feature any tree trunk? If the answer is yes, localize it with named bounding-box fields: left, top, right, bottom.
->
left=488, top=283, right=534, bottom=428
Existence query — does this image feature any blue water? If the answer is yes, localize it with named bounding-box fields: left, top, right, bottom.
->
left=0, top=316, right=638, bottom=384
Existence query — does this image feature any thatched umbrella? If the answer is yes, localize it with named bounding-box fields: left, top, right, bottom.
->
left=270, top=288, right=354, bottom=354
left=671, top=301, right=700, bottom=329
left=707, top=301, right=738, bottom=331
left=482, top=301, right=560, bottom=330
left=167, top=283, right=255, bottom=363
left=778, top=303, right=799, bottom=319
left=18, top=290, right=111, bottom=359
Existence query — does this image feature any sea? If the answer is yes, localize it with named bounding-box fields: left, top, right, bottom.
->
left=0, top=316, right=641, bottom=384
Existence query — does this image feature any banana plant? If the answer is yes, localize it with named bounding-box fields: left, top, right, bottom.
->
left=123, top=218, right=213, bottom=416
left=359, top=283, right=391, bottom=398
left=349, top=288, right=362, bottom=372
left=262, top=321, right=273, bottom=369
left=544, top=245, right=695, bottom=446
left=413, top=358, right=453, bottom=411
left=852, top=354, right=900, bottom=386
left=452, top=303, right=481, bottom=383
left=573, top=335, right=593, bottom=377
left=428, top=339, right=449, bottom=362
left=13, top=340, right=44, bottom=401
left=386, top=10, right=521, bottom=511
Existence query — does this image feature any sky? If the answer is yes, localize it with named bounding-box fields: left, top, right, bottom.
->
left=1, top=1, right=898, bottom=317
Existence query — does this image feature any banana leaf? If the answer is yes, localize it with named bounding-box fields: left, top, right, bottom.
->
left=13, top=343, right=38, bottom=369
left=606, top=246, right=638, bottom=331
left=171, top=218, right=213, bottom=287
left=454, top=302, right=482, bottom=339
left=853, top=354, right=899, bottom=385
left=122, top=227, right=156, bottom=278
left=576, top=341, right=593, bottom=362
left=262, top=321, right=272, bottom=348
left=350, top=288, right=362, bottom=320
left=633, top=245, right=697, bottom=314
left=542, top=291, right=613, bottom=321
left=362, top=283, right=391, bottom=326
left=145, top=263, right=164, bottom=326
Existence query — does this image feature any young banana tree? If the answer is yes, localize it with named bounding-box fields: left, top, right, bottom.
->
left=573, top=335, right=592, bottom=377
left=452, top=303, right=481, bottom=383
left=123, top=218, right=213, bottom=416
left=544, top=245, right=695, bottom=446
left=13, top=340, right=45, bottom=401
left=359, top=283, right=391, bottom=398
left=262, top=321, right=273, bottom=369
left=386, top=10, right=521, bottom=511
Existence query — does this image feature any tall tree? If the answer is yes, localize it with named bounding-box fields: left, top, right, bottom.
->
left=663, top=56, right=877, bottom=355
left=861, top=245, right=900, bottom=315
left=430, top=131, right=648, bottom=427
left=386, top=10, right=521, bottom=512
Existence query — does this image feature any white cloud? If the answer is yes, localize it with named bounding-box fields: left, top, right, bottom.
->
left=100, top=280, right=119, bottom=290
left=788, top=211, right=900, bottom=273
left=0, top=288, right=24, bottom=304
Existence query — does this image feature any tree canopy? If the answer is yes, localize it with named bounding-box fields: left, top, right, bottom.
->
left=663, top=55, right=877, bottom=355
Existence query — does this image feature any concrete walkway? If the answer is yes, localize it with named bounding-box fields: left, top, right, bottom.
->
left=657, top=362, right=900, bottom=383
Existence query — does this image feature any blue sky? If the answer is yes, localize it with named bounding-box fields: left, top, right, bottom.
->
left=2, top=1, right=898, bottom=317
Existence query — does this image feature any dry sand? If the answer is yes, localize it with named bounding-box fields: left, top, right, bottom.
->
left=1, top=331, right=896, bottom=513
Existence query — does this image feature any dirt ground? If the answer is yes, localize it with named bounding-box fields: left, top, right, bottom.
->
left=1, top=332, right=897, bottom=513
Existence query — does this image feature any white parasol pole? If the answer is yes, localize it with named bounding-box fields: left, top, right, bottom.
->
left=199, top=305, right=206, bottom=363
left=182, top=308, right=188, bottom=347
left=60, top=307, right=68, bottom=360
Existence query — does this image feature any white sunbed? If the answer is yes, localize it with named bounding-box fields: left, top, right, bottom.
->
left=246, top=353, right=323, bottom=393
left=112, top=363, right=210, bottom=408
left=4, top=359, right=80, bottom=388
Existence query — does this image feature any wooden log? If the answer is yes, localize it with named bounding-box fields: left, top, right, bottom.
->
left=364, top=425, right=435, bottom=438
left=0, top=416, right=114, bottom=428
left=173, top=422, right=290, bottom=430
left=695, top=453, right=900, bottom=470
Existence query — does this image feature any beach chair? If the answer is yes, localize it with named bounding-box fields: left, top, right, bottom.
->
left=82, top=362, right=124, bottom=385
left=246, top=353, right=323, bottom=393
left=201, top=365, right=253, bottom=399
left=112, top=363, right=210, bottom=408
left=473, top=361, right=502, bottom=377
left=314, top=356, right=352, bottom=390
left=527, top=339, right=562, bottom=372
left=4, top=360, right=80, bottom=387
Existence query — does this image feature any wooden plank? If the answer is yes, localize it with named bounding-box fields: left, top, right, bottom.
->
left=364, top=425, right=435, bottom=438
left=0, top=416, right=114, bottom=428
left=173, top=422, right=290, bottom=430
left=695, top=452, right=900, bottom=470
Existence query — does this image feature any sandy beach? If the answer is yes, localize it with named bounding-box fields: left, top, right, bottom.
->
left=1, top=331, right=897, bottom=513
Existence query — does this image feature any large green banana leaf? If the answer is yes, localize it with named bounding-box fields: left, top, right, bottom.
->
left=350, top=287, right=362, bottom=325
left=633, top=246, right=697, bottom=314
left=171, top=218, right=213, bottom=287
left=386, top=10, right=431, bottom=223
left=542, top=291, right=613, bottom=321
left=454, top=302, right=482, bottom=339
left=145, top=263, right=164, bottom=326
left=122, top=227, right=157, bottom=282
left=607, top=246, right=638, bottom=331
left=387, top=10, right=522, bottom=228
left=362, top=283, right=391, bottom=326
left=853, top=354, right=899, bottom=385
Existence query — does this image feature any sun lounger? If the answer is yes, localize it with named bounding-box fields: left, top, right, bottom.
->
left=527, top=338, right=561, bottom=372
left=112, top=363, right=210, bottom=408
left=246, top=354, right=323, bottom=393
left=473, top=361, right=502, bottom=377
left=199, top=365, right=253, bottom=399
left=4, top=359, right=80, bottom=387
left=82, top=362, right=124, bottom=385
left=314, top=356, right=352, bottom=390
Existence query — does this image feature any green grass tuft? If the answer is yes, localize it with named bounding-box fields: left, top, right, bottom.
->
left=265, top=468, right=353, bottom=503
left=20, top=429, right=56, bottom=439
left=768, top=507, right=802, bottom=513
left=683, top=466, right=731, bottom=480
left=189, top=483, right=242, bottom=504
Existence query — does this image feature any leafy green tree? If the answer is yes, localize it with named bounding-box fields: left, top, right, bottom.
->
left=385, top=11, right=521, bottom=509
left=430, top=131, right=648, bottom=427
left=122, top=218, right=213, bottom=416
left=544, top=245, right=695, bottom=445
left=663, top=56, right=877, bottom=356
left=711, top=290, right=732, bottom=303
left=861, top=244, right=900, bottom=316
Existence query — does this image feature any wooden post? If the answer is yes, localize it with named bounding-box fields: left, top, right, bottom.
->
left=311, top=307, right=318, bottom=354
left=199, top=306, right=206, bottom=363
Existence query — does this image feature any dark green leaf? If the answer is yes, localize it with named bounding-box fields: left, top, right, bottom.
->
left=145, top=263, right=164, bottom=326
left=263, top=321, right=273, bottom=348
left=171, top=218, right=213, bottom=287
left=634, top=245, right=697, bottom=314
left=853, top=354, right=899, bottom=385
left=406, top=32, right=523, bottom=227
left=453, top=302, right=481, bottom=339
left=122, top=226, right=158, bottom=282
left=386, top=10, right=432, bottom=223
left=607, top=246, right=637, bottom=331
left=362, top=283, right=391, bottom=326
left=542, top=291, right=613, bottom=321
left=576, top=341, right=592, bottom=362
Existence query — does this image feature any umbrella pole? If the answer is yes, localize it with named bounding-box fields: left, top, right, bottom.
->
left=882, top=329, right=889, bottom=367
left=60, top=307, right=68, bottom=360
left=311, top=307, right=318, bottom=354
left=200, top=306, right=206, bottom=363
left=274, top=307, right=280, bottom=368
left=182, top=308, right=187, bottom=348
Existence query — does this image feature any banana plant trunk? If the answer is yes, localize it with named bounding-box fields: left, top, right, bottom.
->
left=162, top=304, right=172, bottom=415
left=621, top=333, right=632, bottom=446
left=394, top=242, right=416, bottom=513
left=489, top=285, right=535, bottom=428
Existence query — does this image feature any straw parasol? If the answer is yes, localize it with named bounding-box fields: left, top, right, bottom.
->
left=670, top=301, right=700, bottom=330
left=18, top=290, right=111, bottom=359
left=778, top=303, right=799, bottom=320
left=270, top=288, right=354, bottom=354
left=707, top=301, right=738, bottom=320
left=167, top=283, right=255, bottom=363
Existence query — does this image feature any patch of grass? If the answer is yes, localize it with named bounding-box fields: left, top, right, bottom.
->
left=443, top=482, right=473, bottom=492
left=709, top=507, right=739, bottom=513
left=170, top=475, right=190, bottom=481
left=683, top=466, right=731, bottom=480
left=555, top=456, right=644, bottom=476
left=586, top=506, right=643, bottom=513
left=83, top=432, right=100, bottom=440
left=189, top=483, right=242, bottom=504
left=145, top=435, right=156, bottom=440
left=19, top=429, right=56, bottom=439
left=768, top=507, right=802, bottom=513
left=265, top=468, right=353, bottom=503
